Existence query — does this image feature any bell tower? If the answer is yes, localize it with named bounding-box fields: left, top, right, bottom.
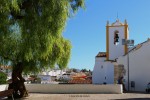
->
left=106, top=19, right=129, bottom=60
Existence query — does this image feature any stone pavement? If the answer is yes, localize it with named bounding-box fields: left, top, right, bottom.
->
left=16, top=93, right=150, bottom=100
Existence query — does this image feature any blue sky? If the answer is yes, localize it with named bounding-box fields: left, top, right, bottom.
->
left=63, top=0, right=150, bottom=70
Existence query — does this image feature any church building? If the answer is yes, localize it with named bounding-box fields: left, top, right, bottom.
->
left=92, top=19, right=150, bottom=92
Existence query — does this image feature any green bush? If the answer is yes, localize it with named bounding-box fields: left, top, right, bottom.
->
left=0, top=72, right=7, bottom=84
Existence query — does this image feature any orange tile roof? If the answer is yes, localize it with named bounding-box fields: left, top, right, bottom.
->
left=68, top=79, right=92, bottom=84
left=96, top=52, right=106, bottom=57
left=0, top=65, right=12, bottom=69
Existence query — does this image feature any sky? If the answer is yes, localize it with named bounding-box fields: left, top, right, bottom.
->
left=63, top=0, right=150, bottom=71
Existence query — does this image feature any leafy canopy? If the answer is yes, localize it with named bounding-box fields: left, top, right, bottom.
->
left=0, top=0, right=84, bottom=73
left=0, top=71, right=7, bottom=84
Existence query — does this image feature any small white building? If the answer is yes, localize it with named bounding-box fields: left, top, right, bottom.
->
left=38, top=68, right=67, bottom=82
left=40, top=68, right=66, bottom=77
left=92, top=19, right=150, bottom=91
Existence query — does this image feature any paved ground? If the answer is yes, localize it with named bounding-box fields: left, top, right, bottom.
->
left=16, top=93, right=150, bottom=100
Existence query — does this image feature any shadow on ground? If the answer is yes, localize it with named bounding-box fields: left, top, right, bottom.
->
left=113, top=98, right=150, bottom=100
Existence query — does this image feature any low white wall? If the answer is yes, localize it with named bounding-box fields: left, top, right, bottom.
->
left=26, top=84, right=122, bottom=94
left=0, top=84, right=8, bottom=91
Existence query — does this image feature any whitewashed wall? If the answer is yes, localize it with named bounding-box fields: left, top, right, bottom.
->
left=109, top=26, right=126, bottom=60
left=92, top=60, right=105, bottom=84
left=0, top=84, right=8, bottom=91
left=92, top=57, right=114, bottom=84
left=104, top=62, right=114, bottom=84
left=117, top=40, right=150, bottom=91
left=26, top=84, right=123, bottom=94
left=95, top=57, right=106, bottom=62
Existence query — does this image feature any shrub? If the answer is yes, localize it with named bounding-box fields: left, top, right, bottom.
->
left=0, top=71, right=7, bottom=84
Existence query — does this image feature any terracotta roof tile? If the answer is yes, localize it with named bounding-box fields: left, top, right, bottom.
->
left=96, top=52, right=106, bottom=57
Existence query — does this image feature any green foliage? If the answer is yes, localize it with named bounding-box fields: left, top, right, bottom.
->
left=0, top=72, right=7, bottom=84
left=57, top=77, right=69, bottom=83
left=81, top=69, right=88, bottom=72
left=72, top=68, right=78, bottom=72
left=0, top=0, right=84, bottom=73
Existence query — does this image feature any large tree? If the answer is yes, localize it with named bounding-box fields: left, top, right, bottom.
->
left=0, top=0, right=84, bottom=98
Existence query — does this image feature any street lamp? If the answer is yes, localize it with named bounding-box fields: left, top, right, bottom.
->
left=122, top=39, right=134, bottom=91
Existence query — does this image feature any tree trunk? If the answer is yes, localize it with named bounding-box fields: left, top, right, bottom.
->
left=8, top=62, right=28, bottom=98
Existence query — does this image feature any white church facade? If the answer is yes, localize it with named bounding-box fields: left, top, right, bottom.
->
left=92, top=19, right=150, bottom=92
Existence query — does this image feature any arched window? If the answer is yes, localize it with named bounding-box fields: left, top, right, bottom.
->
left=114, top=30, right=119, bottom=45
